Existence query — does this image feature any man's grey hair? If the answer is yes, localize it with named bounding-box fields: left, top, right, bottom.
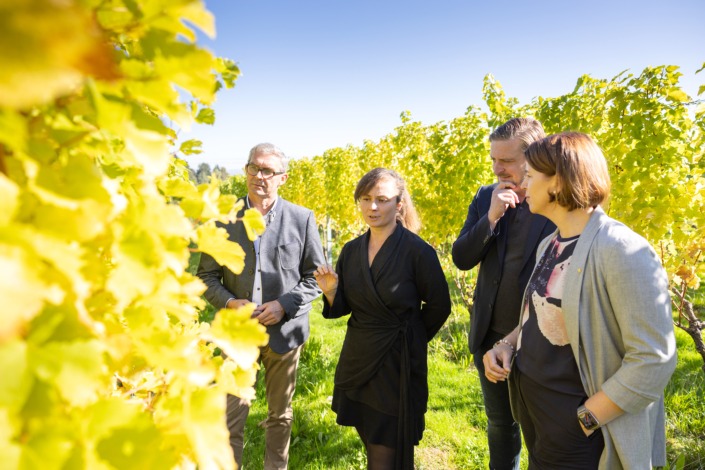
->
left=248, top=143, right=290, bottom=172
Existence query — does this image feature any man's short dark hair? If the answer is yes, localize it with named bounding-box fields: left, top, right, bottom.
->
left=489, top=118, right=546, bottom=150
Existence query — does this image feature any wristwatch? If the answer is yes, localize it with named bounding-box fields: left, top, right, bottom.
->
left=577, top=405, right=601, bottom=431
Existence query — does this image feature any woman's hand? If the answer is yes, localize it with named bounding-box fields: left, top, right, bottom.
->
left=578, top=421, right=595, bottom=437
left=483, top=342, right=514, bottom=383
left=314, top=264, right=338, bottom=300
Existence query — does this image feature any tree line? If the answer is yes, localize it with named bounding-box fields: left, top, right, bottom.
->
left=189, top=162, right=231, bottom=184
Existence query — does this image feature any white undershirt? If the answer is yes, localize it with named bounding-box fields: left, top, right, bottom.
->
left=246, top=196, right=278, bottom=306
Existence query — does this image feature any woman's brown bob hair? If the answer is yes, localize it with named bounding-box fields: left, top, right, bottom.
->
left=524, top=132, right=611, bottom=211
left=354, top=168, right=421, bottom=233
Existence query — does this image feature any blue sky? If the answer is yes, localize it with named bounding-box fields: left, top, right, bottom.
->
left=183, top=0, right=704, bottom=173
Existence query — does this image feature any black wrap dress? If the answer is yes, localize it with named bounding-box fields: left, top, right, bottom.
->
left=323, top=223, right=451, bottom=469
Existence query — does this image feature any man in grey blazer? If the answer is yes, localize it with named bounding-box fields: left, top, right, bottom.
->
left=452, top=118, right=554, bottom=470
left=197, top=143, right=325, bottom=470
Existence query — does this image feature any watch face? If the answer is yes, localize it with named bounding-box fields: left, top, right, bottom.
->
left=578, top=406, right=600, bottom=430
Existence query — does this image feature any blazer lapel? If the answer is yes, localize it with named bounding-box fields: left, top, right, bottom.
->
left=231, top=199, right=256, bottom=274
left=497, top=211, right=509, bottom=264
left=358, top=229, right=400, bottom=318
left=359, top=230, right=376, bottom=294
left=369, top=223, right=403, bottom=283
left=258, top=199, right=284, bottom=256
left=562, top=207, right=608, bottom=384
left=521, top=215, right=551, bottom=272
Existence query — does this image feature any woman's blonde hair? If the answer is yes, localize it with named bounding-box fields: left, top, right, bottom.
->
left=524, top=132, right=611, bottom=211
left=354, top=168, right=421, bottom=233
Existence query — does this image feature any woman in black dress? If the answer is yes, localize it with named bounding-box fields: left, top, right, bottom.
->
left=314, top=168, right=451, bottom=469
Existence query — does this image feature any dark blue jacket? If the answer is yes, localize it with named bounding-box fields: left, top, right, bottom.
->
left=452, top=184, right=555, bottom=354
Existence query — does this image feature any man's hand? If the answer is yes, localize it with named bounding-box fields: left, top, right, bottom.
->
left=253, top=300, right=285, bottom=326
left=488, top=182, right=520, bottom=229
left=226, top=298, right=252, bottom=309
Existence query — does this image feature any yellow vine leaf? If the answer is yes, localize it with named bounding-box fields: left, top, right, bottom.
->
left=149, top=43, right=217, bottom=106
left=675, top=265, right=700, bottom=289
left=689, top=277, right=701, bottom=290
left=32, top=199, right=110, bottom=243
left=667, top=89, right=689, bottom=102
left=85, top=398, right=177, bottom=470
left=137, top=275, right=203, bottom=324
left=217, top=194, right=241, bottom=218
left=242, top=208, right=267, bottom=241
left=195, top=223, right=246, bottom=274
left=181, top=387, right=234, bottom=469
left=0, top=340, right=32, bottom=413
left=0, top=409, right=20, bottom=469
left=675, top=265, right=694, bottom=282
left=188, top=388, right=235, bottom=469
left=217, top=198, right=245, bottom=225
left=158, top=176, right=199, bottom=200
left=2, top=1, right=252, bottom=467
left=107, top=253, right=160, bottom=312
left=122, top=123, right=172, bottom=178
left=19, top=423, right=76, bottom=469
left=31, top=339, right=107, bottom=407
left=205, top=305, right=268, bottom=370
left=22, top=154, right=114, bottom=242
left=0, top=243, right=65, bottom=341
left=197, top=179, right=224, bottom=220
left=131, top=330, right=213, bottom=386
left=0, top=173, right=19, bottom=225
left=0, top=110, right=26, bottom=153
left=179, top=196, right=206, bottom=220
left=219, top=359, right=259, bottom=402
left=0, top=0, right=120, bottom=109
left=21, top=229, right=91, bottom=305
left=179, top=2, right=216, bottom=39
left=123, top=79, right=193, bottom=130
left=145, top=2, right=216, bottom=43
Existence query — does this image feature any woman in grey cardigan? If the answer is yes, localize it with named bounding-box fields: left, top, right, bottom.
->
left=483, top=132, right=677, bottom=469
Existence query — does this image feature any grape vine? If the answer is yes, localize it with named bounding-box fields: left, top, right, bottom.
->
left=281, top=64, right=705, bottom=368
left=1, top=1, right=266, bottom=468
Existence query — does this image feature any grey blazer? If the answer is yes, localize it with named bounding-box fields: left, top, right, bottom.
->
left=197, top=198, right=325, bottom=354
left=531, top=207, right=677, bottom=469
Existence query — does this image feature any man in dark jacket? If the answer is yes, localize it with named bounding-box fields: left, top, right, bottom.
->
left=198, top=143, right=325, bottom=470
left=452, top=118, right=555, bottom=470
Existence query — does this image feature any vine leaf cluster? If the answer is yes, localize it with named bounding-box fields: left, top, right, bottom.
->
left=1, top=1, right=266, bottom=468
left=282, top=64, right=705, bottom=370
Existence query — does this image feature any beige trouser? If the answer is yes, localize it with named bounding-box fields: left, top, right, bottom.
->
left=226, top=344, right=302, bottom=470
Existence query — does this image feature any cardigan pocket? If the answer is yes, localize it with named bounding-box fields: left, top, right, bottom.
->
left=277, top=241, right=302, bottom=270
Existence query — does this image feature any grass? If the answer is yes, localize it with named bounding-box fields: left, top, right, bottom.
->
left=664, top=327, right=705, bottom=470
left=241, top=311, right=367, bottom=469
left=235, top=299, right=705, bottom=470
left=188, top=252, right=704, bottom=468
